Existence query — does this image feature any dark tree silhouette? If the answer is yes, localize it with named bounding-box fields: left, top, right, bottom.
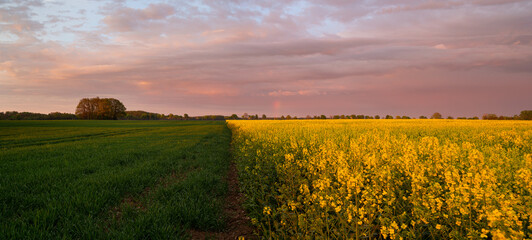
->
left=520, top=110, right=532, bottom=120
left=482, top=114, right=498, bottom=120
left=431, top=112, right=442, bottom=119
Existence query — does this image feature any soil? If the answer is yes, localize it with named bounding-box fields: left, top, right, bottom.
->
left=188, top=161, right=257, bottom=240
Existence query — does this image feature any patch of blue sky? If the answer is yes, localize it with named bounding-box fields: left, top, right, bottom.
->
left=170, top=0, right=212, bottom=21
left=222, top=1, right=270, bottom=23
left=0, top=31, right=20, bottom=43
left=283, top=0, right=309, bottom=16
left=29, top=0, right=105, bottom=43
left=306, top=18, right=346, bottom=37
left=0, top=1, right=17, bottom=8
left=121, top=0, right=153, bottom=10
left=249, top=4, right=270, bottom=24
left=185, top=0, right=213, bottom=13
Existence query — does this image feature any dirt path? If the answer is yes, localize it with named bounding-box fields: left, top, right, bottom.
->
left=188, top=161, right=257, bottom=240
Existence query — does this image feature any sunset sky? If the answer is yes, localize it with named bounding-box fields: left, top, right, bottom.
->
left=1, top=0, right=531, bottom=117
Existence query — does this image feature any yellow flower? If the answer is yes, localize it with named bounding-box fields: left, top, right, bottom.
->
left=227, top=119, right=531, bottom=239
left=263, top=206, right=271, bottom=215
left=335, top=206, right=341, bottom=213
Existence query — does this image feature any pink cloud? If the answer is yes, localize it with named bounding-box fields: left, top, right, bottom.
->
left=0, top=0, right=530, bottom=117
left=103, top=3, right=175, bottom=32
left=433, top=44, right=447, bottom=50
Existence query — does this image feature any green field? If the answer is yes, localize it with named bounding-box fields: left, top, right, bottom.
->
left=0, top=120, right=231, bottom=239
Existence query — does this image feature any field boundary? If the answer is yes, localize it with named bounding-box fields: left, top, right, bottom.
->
left=188, top=160, right=257, bottom=239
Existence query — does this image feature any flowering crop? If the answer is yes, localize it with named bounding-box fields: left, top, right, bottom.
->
left=228, top=120, right=532, bottom=239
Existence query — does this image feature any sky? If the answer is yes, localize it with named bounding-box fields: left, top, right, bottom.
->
left=1, top=0, right=531, bottom=117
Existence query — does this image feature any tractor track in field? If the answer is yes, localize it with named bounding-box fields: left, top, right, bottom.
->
left=0, top=128, right=148, bottom=149
left=104, top=167, right=197, bottom=230
left=188, top=161, right=257, bottom=240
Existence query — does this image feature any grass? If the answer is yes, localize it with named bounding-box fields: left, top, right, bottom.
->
left=0, top=120, right=232, bottom=239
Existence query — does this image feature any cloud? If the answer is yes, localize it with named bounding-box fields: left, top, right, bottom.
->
left=0, top=0, right=531, bottom=116
left=434, top=44, right=447, bottom=50
left=267, top=90, right=322, bottom=97
left=103, top=3, right=176, bottom=32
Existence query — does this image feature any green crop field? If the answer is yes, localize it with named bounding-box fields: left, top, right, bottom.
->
left=0, top=120, right=231, bottom=239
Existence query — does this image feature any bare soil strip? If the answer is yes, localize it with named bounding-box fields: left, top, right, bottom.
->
left=188, top=161, right=257, bottom=240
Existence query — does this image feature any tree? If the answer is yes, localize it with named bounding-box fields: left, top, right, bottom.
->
left=184, top=113, right=189, bottom=120
left=520, top=110, right=532, bottom=120
left=431, top=112, right=442, bottom=119
left=262, top=114, right=267, bottom=119
left=76, top=98, right=96, bottom=119
left=320, top=115, right=327, bottom=119
left=482, top=114, right=498, bottom=120
left=286, top=115, right=292, bottom=120
left=76, top=97, right=125, bottom=120
left=242, top=113, right=249, bottom=119
left=419, top=116, right=428, bottom=119
left=375, top=115, right=380, bottom=119
left=107, top=98, right=126, bottom=119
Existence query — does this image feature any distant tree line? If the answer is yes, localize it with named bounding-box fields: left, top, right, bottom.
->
left=230, top=110, right=532, bottom=120
left=481, top=111, right=532, bottom=120
left=122, top=111, right=225, bottom=120
left=4, top=97, right=532, bottom=122
left=3, top=109, right=531, bottom=121
left=0, top=111, right=76, bottom=120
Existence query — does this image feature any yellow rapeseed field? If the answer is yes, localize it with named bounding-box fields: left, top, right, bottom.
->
left=228, top=119, right=532, bottom=239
